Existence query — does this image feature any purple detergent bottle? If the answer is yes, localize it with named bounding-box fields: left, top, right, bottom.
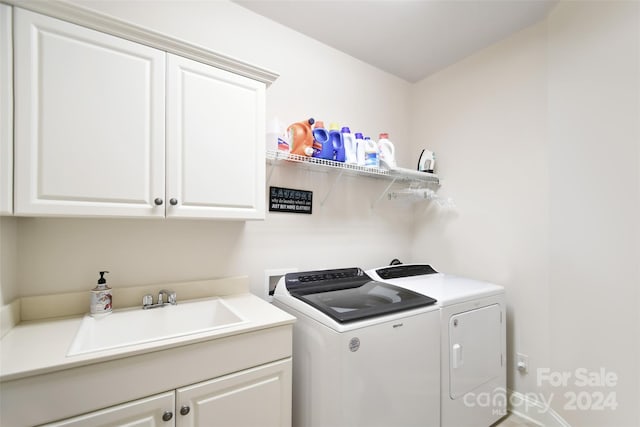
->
left=312, top=121, right=330, bottom=158
left=318, top=121, right=335, bottom=160
left=329, top=123, right=345, bottom=162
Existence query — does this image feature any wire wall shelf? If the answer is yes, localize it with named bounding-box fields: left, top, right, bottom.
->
left=266, top=150, right=440, bottom=185
left=266, top=150, right=442, bottom=208
left=266, top=149, right=440, bottom=207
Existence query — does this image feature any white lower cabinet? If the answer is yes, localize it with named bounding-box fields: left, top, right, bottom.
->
left=43, top=391, right=175, bottom=427
left=44, top=359, right=292, bottom=427
left=176, top=359, right=291, bottom=427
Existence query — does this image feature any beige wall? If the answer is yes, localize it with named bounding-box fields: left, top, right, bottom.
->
left=410, top=1, right=639, bottom=425
left=547, top=2, right=639, bottom=425
left=0, top=217, right=17, bottom=305
left=408, top=17, right=549, bottom=394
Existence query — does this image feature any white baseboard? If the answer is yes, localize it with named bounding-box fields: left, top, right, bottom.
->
left=508, top=390, right=571, bottom=427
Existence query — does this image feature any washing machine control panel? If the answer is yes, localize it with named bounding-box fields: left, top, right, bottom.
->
left=376, top=264, right=438, bottom=279
left=285, top=267, right=366, bottom=291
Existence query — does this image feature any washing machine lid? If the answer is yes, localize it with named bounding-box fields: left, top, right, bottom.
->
left=284, top=268, right=437, bottom=324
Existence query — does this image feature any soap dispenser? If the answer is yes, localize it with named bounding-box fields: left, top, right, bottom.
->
left=90, top=271, right=112, bottom=317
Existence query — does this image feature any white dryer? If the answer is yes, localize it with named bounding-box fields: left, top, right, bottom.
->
left=273, top=267, right=441, bottom=427
left=368, top=264, right=507, bottom=427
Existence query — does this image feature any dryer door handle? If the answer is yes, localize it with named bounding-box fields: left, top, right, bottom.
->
left=452, top=343, right=463, bottom=369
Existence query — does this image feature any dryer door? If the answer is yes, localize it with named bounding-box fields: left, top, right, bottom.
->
left=449, top=304, right=502, bottom=399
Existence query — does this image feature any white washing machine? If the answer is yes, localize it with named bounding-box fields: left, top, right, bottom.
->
left=273, top=267, right=441, bottom=427
left=367, top=264, right=507, bottom=427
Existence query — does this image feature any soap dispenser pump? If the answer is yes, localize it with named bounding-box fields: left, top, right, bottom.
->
left=90, top=271, right=112, bottom=317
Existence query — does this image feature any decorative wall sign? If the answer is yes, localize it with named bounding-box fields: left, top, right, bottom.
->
left=269, top=186, right=313, bottom=214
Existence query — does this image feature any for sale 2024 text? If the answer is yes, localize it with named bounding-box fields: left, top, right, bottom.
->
left=537, top=367, right=618, bottom=411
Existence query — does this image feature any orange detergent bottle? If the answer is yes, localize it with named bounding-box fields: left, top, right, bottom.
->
left=288, top=118, right=316, bottom=157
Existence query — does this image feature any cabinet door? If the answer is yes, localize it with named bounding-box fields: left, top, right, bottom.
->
left=176, top=359, right=291, bottom=427
left=0, top=4, right=12, bottom=215
left=166, top=53, right=265, bottom=219
left=14, top=9, right=166, bottom=217
left=43, top=391, right=175, bottom=427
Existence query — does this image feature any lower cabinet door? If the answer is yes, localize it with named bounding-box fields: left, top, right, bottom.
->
left=43, top=391, right=175, bottom=427
left=176, top=359, right=292, bottom=427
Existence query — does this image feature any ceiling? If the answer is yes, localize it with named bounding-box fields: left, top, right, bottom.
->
left=234, top=0, right=557, bottom=82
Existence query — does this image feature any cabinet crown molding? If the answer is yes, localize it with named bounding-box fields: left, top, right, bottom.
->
left=3, top=0, right=279, bottom=85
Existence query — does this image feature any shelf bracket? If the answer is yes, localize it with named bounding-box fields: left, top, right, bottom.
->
left=266, top=159, right=277, bottom=186
left=320, top=169, right=345, bottom=206
left=372, top=177, right=398, bottom=208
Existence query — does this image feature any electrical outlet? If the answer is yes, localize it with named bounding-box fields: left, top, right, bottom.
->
left=516, top=352, right=529, bottom=374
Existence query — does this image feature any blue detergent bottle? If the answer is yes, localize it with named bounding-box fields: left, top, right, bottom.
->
left=329, top=123, right=345, bottom=162
left=312, top=121, right=330, bottom=158
left=318, top=121, right=335, bottom=160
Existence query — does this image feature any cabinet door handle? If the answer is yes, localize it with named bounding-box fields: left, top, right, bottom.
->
left=154, top=198, right=164, bottom=206
left=170, top=198, right=178, bottom=206
left=180, top=405, right=191, bottom=416
left=162, top=410, right=173, bottom=421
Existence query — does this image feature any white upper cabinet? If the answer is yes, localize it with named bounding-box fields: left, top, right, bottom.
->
left=0, top=4, right=12, bottom=215
left=166, top=54, right=265, bottom=219
left=14, top=8, right=166, bottom=217
left=12, top=8, right=268, bottom=220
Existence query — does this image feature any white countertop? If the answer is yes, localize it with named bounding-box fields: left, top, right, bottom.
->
left=0, top=292, right=295, bottom=382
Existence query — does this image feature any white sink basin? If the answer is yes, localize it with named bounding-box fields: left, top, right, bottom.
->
left=67, top=298, right=246, bottom=356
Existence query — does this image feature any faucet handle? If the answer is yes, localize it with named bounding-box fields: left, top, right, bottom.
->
left=142, top=294, right=153, bottom=307
left=158, top=289, right=177, bottom=306
left=168, top=291, right=177, bottom=305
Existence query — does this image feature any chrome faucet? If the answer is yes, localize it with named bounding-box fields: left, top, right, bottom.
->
left=142, top=289, right=177, bottom=309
